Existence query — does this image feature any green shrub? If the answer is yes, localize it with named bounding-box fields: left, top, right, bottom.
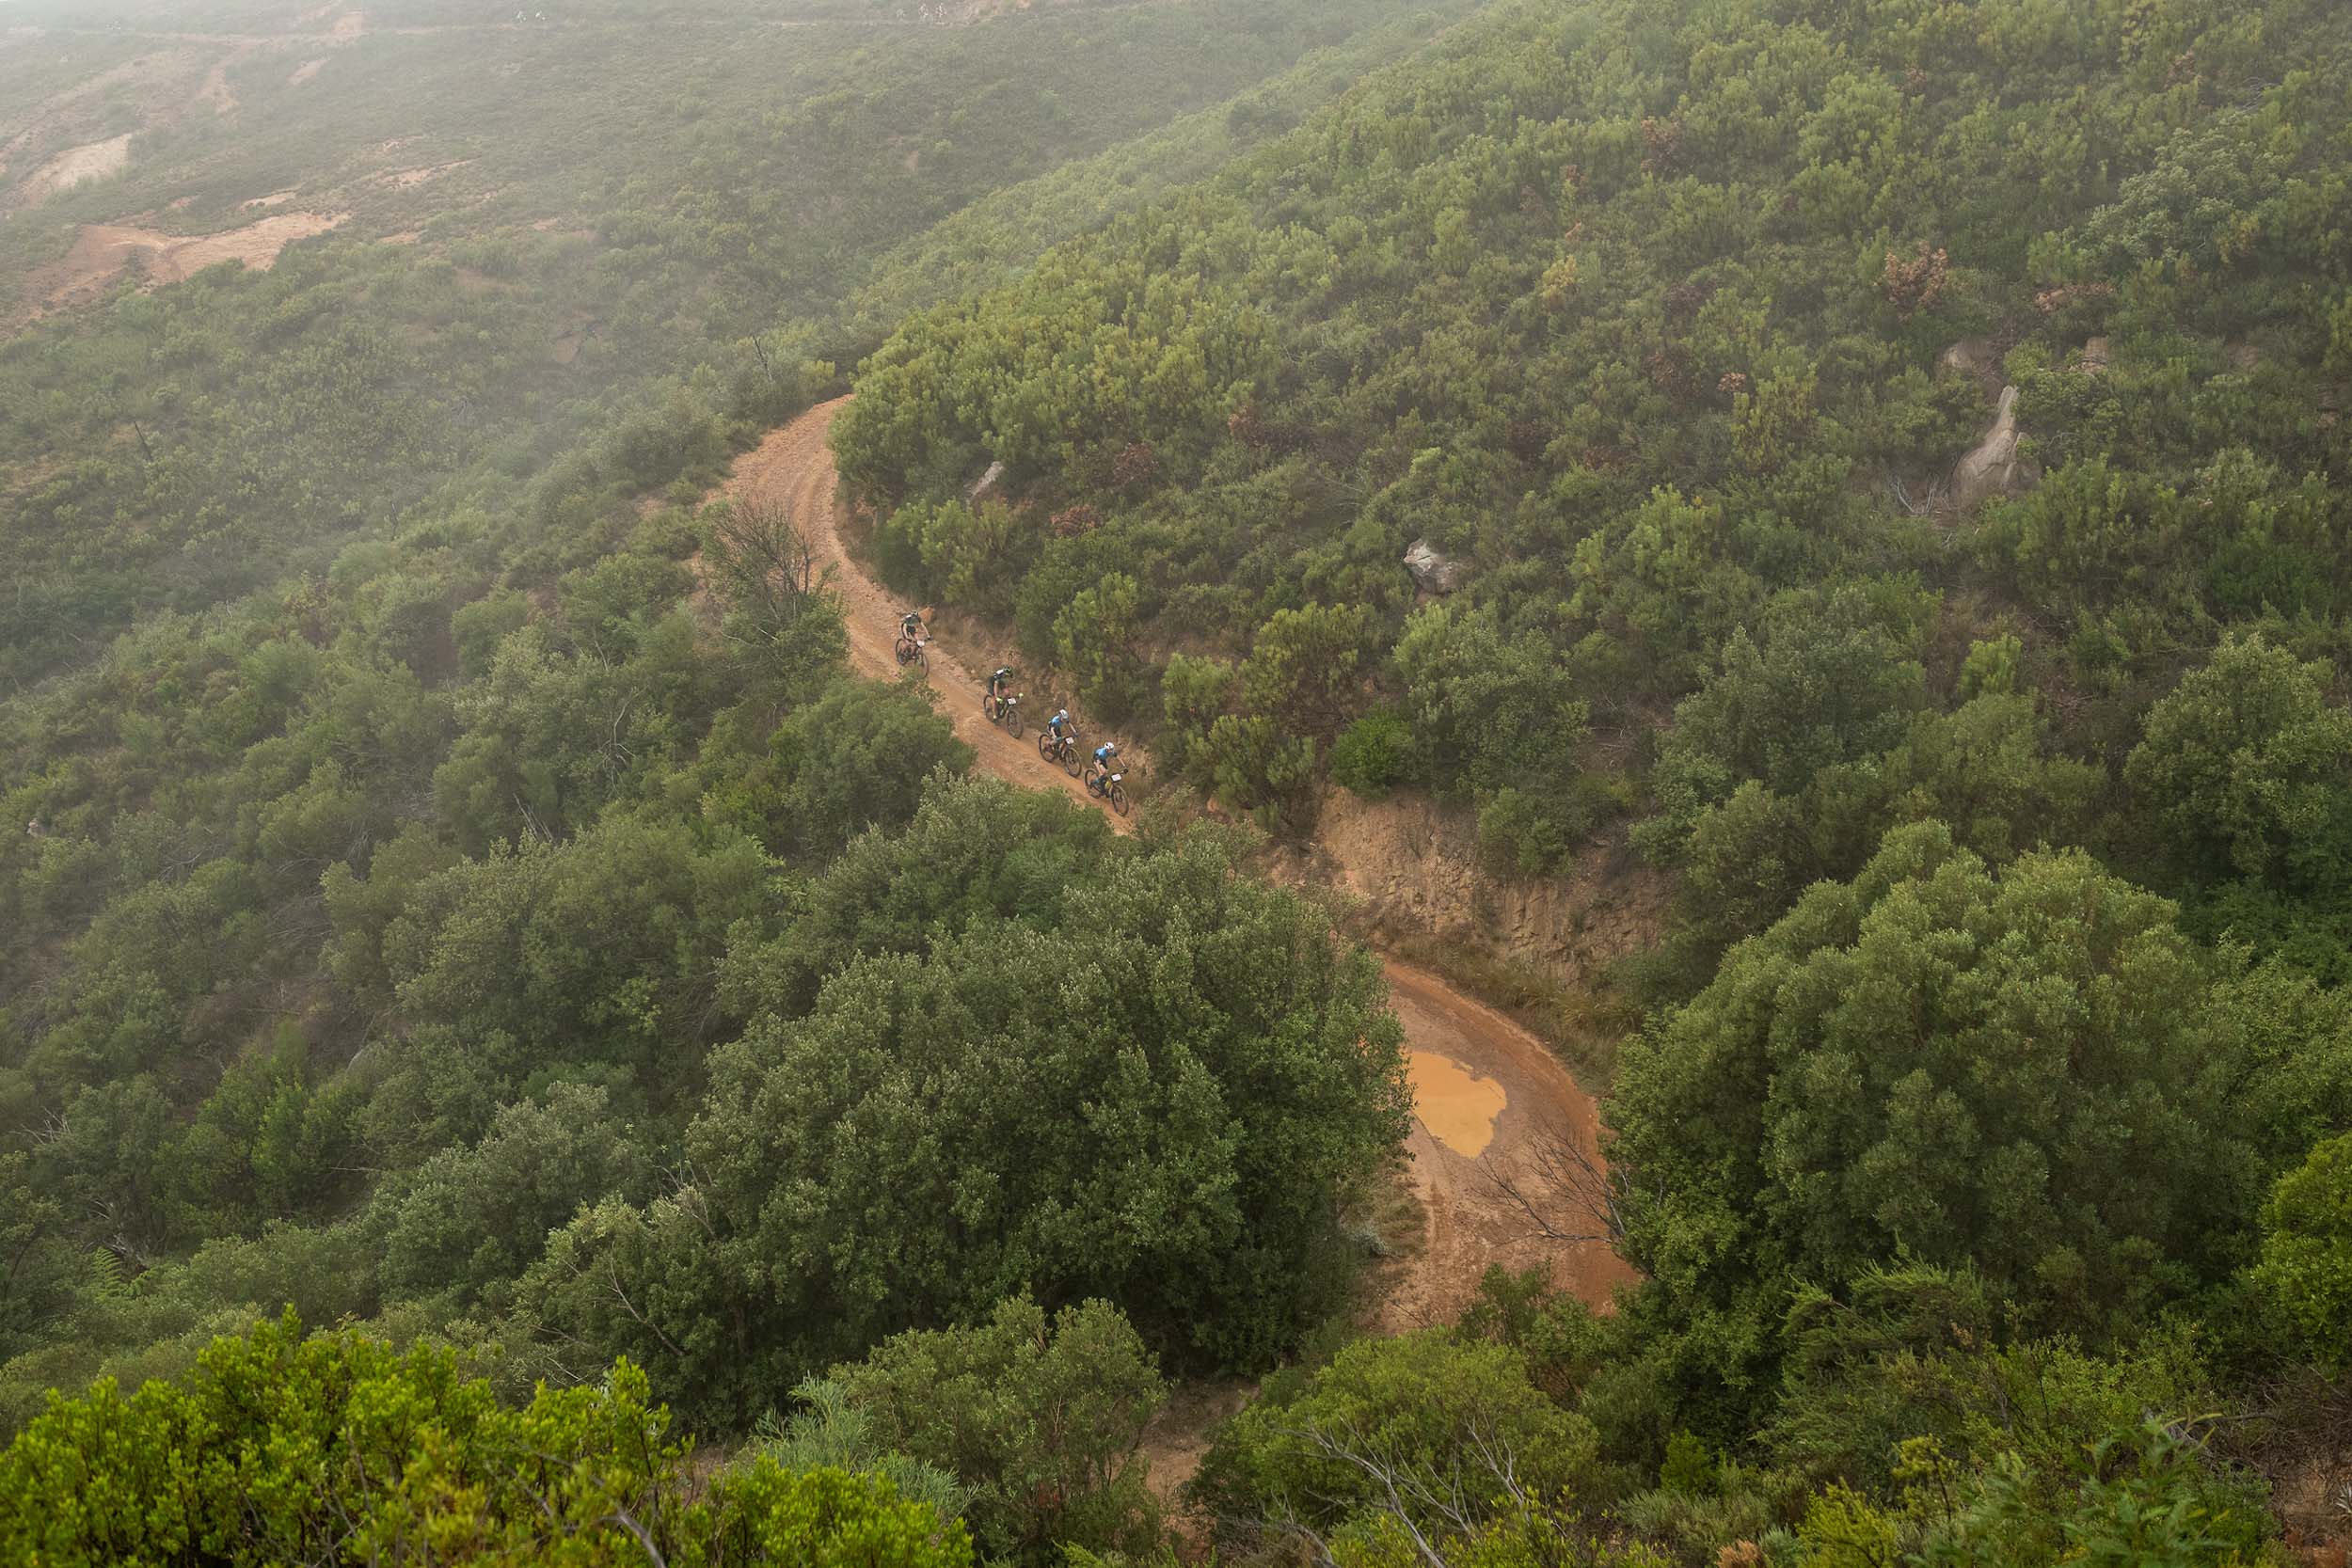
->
left=2249, top=1132, right=2352, bottom=1369
left=1330, top=709, right=1412, bottom=798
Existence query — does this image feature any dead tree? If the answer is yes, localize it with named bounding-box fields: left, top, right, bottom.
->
left=702, top=493, right=834, bottom=650
left=1480, top=1129, right=1629, bottom=1247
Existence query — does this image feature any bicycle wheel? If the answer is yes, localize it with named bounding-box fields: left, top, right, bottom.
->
left=1005, top=708, right=1025, bottom=740
left=1106, top=781, right=1131, bottom=816
left=1036, top=732, right=1057, bottom=764
left=1061, top=739, right=1083, bottom=777
left=979, top=691, right=995, bottom=720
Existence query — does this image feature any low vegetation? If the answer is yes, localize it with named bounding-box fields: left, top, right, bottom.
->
left=6, top=0, right=2352, bottom=1561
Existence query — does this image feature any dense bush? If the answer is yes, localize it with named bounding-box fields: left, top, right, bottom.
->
left=0, top=1313, right=972, bottom=1568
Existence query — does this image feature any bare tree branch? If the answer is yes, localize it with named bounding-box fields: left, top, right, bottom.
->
left=605, top=1504, right=669, bottom=1568
left=1479, top=1129, right=1628, bottom=1246
left=702, top=493, right=835, bottom=647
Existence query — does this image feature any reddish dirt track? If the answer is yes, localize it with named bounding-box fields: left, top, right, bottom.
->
left=737, top=399, right=1122, bottom=824
left=726, top=397, right=1635, bottom=1322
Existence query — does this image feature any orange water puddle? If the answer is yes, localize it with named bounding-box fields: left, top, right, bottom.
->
left=1408, top=1051, right=1506, bottom=1158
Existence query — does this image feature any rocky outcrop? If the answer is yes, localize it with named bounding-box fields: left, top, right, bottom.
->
left=1404, top=538, right=1466, bottom=594
left=966, top=459, right=1005, bottom=501
left=1937, top=337, right=2003, bottom=400
left=1947, top=385, right=2039, bottom=513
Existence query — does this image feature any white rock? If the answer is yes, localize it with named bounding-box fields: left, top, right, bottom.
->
left=1947, top=385, right=2039, bottom=513
left=1404, top=539, right=1465, bottom=594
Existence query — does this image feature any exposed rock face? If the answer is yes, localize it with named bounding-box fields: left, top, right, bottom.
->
left=967, top=459, right=1005, bottom=501
left=1947, top=385, right=2039, bottom=513
left=1268, top=785, right=1671, bottom=991
left=1404, top=538, right=1466, bottom=594
left=1937, top=337, right=2003, bottom=399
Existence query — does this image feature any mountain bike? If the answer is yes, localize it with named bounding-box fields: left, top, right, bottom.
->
left=981, top=689, right=1024, bottom=738
left=1038, top=725, right=1082, bottom=774
left=1083, top=763, right=1130, bottom=816
left=894, top=633, right=927, bottom=672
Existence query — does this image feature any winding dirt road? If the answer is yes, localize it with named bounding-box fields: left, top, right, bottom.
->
left=729, top=398, right=1635, bottom=1325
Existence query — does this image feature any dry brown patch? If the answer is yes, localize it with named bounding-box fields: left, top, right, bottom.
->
left=17, top=133, right=132, bottom=207
left=328, top=11, right=368, bottom=41
left=242, top=188, right=297, bottom=210
left=380, top=229, right=422, bottom=245
left=34, top=211, right=346, bottom=311
left=384, top=159, right=474, bottom=189
left=289, top=56, right=327, bottom=86
left=1139, top=1378, right=1254, bottom=1526
left=1, top=54, right=177, bottom=184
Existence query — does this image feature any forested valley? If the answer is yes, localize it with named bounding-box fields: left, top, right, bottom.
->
left=6, top=0, right=2352, bottom=1563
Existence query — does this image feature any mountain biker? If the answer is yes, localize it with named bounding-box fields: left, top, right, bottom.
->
left=1047, top=707, right=1073, bottom=745
left=1091, top=740, right=1119, bottom=785
left=987, top=667, right=1014, bottom=714
left=898, top=610, right=926, bottom=645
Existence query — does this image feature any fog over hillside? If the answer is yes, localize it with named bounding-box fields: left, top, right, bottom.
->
left=5, top=1, right=2352, bottom=1564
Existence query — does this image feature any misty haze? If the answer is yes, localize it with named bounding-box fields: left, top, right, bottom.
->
left=3, top=0, right=2350, bottom=1562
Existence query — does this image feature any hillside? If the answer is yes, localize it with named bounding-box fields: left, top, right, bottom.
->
left=827, top=0, right=2352, bottom=1555
left=7, top=0, right=2352, bottom=1563
left=0, top=0, right=1474, bottom=1427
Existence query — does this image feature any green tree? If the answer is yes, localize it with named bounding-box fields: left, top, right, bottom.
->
left=545, top=827, right=1407, bottom=1422
left=1193, top=1330, right=1600, bottom=1550
left=718, top=776, right=1115, bottom=1021
left=2248, top=1132, right=2352, bottom=1370
left=1912, top=1420, right=2269, bottom=1568
left=737, top=678, right=975, bottom=860
left=0, top=1151, right=74, bottom=1366
left=1612, top=823, right=2259, bottom=1344
left=2124, top=633, right=2352, bottom=890
left=0, top=1311, right=973, bottom=1567
left=1330, top=709, right=1413, bottom=799
left=1391, top=602, right=1597, bottom=871
left=834, top=1295, right=1167, bottom=1564
left=1239, top=603, right=1370, bottom=741
left=377, top=1083, right=647, bottom=1308
left=373, top=816, right=780, bottom=1100
left=1054, top=571, right=1147, bottom=721
left=1640, top=587, right=1930, bottom=864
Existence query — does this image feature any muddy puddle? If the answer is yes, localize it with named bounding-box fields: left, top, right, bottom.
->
left=1407, top=1051, right=1506, bottom=1158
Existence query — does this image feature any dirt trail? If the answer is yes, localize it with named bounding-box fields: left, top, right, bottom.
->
left=727, top=397, right=1637, bottom=1330
left=737, top=399, right=1124, bottom=824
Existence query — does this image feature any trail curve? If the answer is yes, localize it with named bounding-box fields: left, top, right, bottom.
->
left=727, top=397, right=1636, bottom=1322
